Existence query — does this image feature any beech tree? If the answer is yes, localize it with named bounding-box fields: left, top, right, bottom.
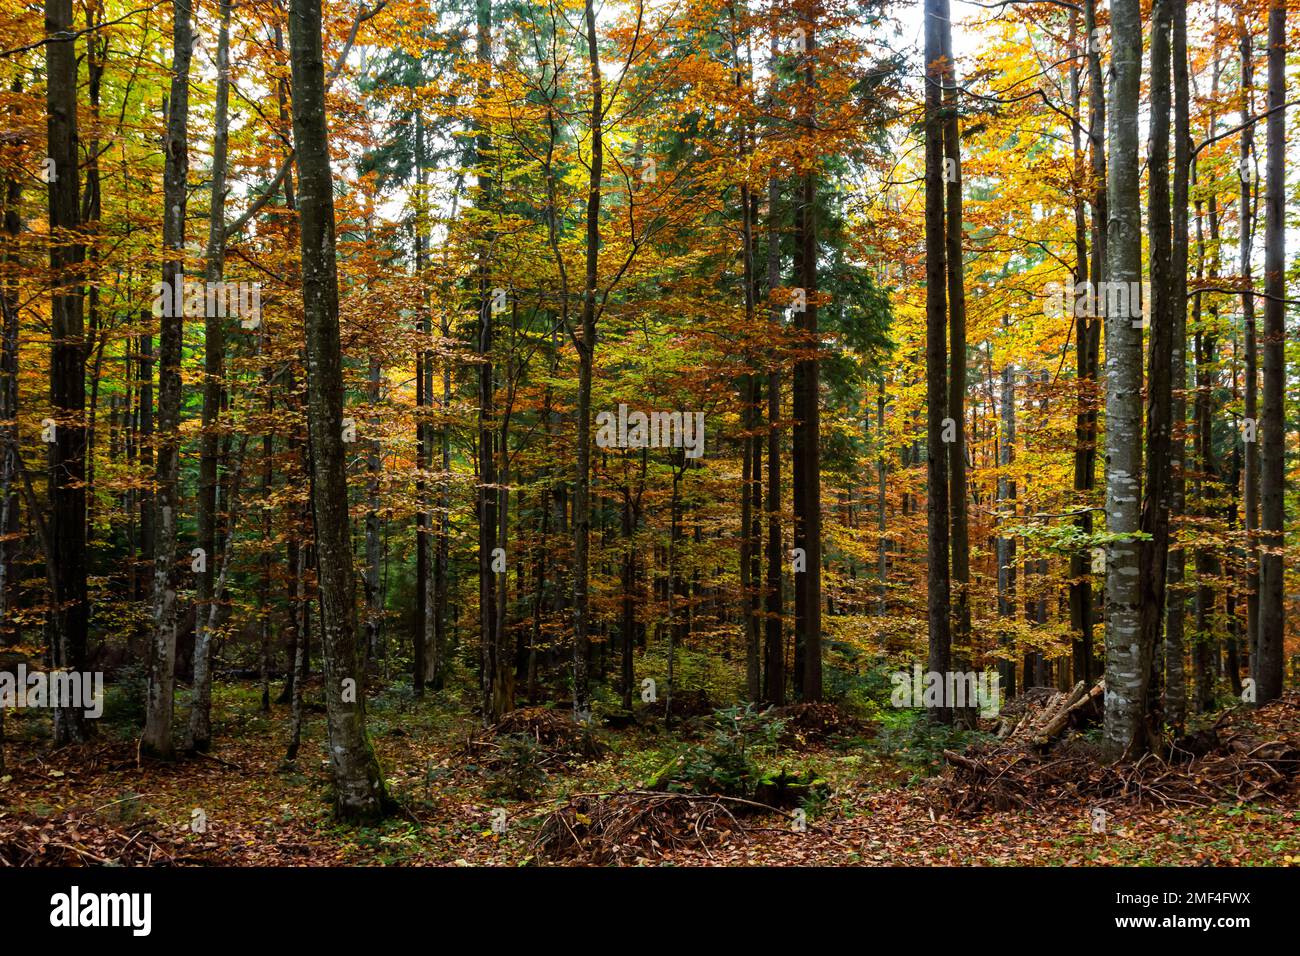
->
left=287, top=0, right=388, bottom=816
left=1102, top=0, right=1147, bottom=760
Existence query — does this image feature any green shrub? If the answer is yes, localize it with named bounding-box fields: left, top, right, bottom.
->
left=650, top=704, right=786, bottom=798
left=485, top=733, right=549, bottom=799
left=101, top=662, right=148, bottom=732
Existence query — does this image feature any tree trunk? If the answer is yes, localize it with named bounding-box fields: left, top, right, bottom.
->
left=1165, top=0, right=1191, bottom=734
left=762, top=29, right=784, bottom=705
left=1254, top=0, right=1285, bottom=705
left=1237, top=4, right=1260, bottom=681
left=792, top=15, right=822, bottom=702
left=45, top=0, right=89, bottom=745
left=188, top=0, right=232, bottom=753
left=1, top=86, right=22, bottom=662
left=571, top=0, right=602, bottom=719
left=143, top=0, right=193, bottom=758
left=365, top=354, right=383, bottom=664
left=923, top=0, right=952, bottom=723
left=997, top=348, right=1017, bottom=699
left=1140, top=0, right=1174, bottom=747
left=1069, top=10, right=1097, bottom=688
left=287, top=0, right=388, bottom=817
left=939, top=0, right=973, bottom=725
left=1102, top=0, right=1149, bottom=760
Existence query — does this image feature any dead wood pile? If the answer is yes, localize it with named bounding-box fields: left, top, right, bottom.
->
left=933, top=691, right=1300, bottom=816
left=994, top=680, right=1104, bottom=746
left=535, top=789, right=778, bottom=864
left=771, top=702, right=866, bottom=744
left=464, top=706, right=606, bottom=765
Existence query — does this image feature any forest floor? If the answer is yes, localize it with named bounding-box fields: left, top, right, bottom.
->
left=3, top=681, right=1300, bottom=867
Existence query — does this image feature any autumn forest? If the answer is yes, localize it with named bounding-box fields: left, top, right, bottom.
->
left=0, top=0, right=1298, bottom=876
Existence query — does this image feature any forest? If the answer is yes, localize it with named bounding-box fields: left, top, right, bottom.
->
left=0, top=0, right=1298, bottom=872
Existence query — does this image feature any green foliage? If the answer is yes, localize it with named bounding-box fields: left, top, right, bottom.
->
left=101, top=663, right=148, bottom=734
left=873, top=710, right=994, bottom=779
left=824, top=653, right=896, bottom=720
left=1003, top=521, right=1151, bottom=558
left=649, top=704, right=787, bottom=798
left=485, top=733, right=549, bottom=800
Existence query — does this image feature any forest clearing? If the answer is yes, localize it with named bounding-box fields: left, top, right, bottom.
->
left=0, top=0, right=1298, bottom=918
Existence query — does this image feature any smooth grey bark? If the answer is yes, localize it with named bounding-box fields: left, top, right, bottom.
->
left=143, top=0, right=193, bottom=758
left=923, top=0, right=952, bottom=723
left=287, top=0, right=388, bottom=817
left=1102, top=0, right=1148, bottom=760
left=1254, top=0, right=1285, bottom=705
left=188, top=0, right=232, bottom=753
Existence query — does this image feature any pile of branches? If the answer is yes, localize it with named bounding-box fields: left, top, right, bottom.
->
left=933, top=691, right=1300, bottom=816
left=771, top=702, right=866, bottom=744
left=465, top=706, right=606, bottom=765
left=535, top=789, right=770, bottom=864
left=994, top=680, right=1104, bottom=746
left=0, top=811, right=201, bottom=867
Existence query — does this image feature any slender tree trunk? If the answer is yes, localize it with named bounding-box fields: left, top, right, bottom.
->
left=0, top=86, right=21, bottom=768
left=143, top=0, right=193, bottom=757
left=1077, top=0, right=1106, bottom=690
left=1, top=88, right=22, bottom=660
left=1237, top=6, right=1260, bottom=678
left=1165, top=0, right=1191, bottom=733
left=1140, top=0, right=1175, bottom=747
left=287, top=0, right=388, bottom=817
left=571, top=0, right=602, bottom=719
left=284, top=533, right=309, bottom=762
left=472, top=0, right=503, bottom=722
left=1254, top=0, right=1285, bottom=705
left=923, top=0, right=952, bottom=723
left=188, top=0, right=232, bottom=753
left=997, top=348, right=1017, bottom=698
left=939, top=0, right=973, bottom=724
left=876, top=379, right=887, bottom=616
left=792, top=13, right=822, bottom=701
left=762, top=29, right=784, bottom=705
left=412, top=110, right=430, bottom=694
left=365, top=354, right=383, bottom=663
left=1069, top=11, right=1096, bottom=687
